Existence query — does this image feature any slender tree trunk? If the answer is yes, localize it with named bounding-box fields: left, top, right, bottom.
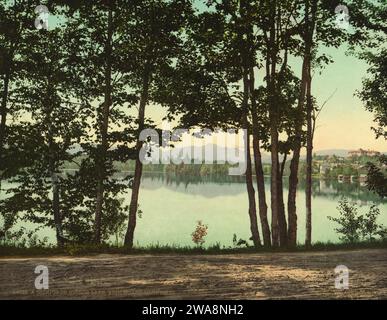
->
left=249, top=68, right=271, bottom=247
left=252, top=136, right=271, bottom=246
left=124, top=65, right=151, bottom=248
left=305, top=65, right=313, bottom=247
left=287, top=3, right=309, bottom=247
left=287, top=152, right=300, bottom=245
left=46, top=77, right=64, bottom=248
left=0, top=70, right=11, bottom=167
left=267, top=0, right=281, bottom=247
left=239, top=0, right=261, bottom=248
left=305, top=0, right=319, bottom=247
left=287, top=57, right=309, bottom=245
left=49, top=152, right=64, bottom=247
left=243, top=71, right=261, bottom=248
left=94, top=178, right=104, bottom=243
left=245, top=129, right=261, bottom=248
left=269, top=126, right=281, bottom=247
left=287, top=0, right=317, bottom=247
left=277, top=155, right=288, bottom=246
left=94, top=8, right=113, bottom=243
left=52, top=172, right=63, bottom=247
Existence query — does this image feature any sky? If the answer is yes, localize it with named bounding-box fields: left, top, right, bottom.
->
left=306, top=45, right=385, bottom=152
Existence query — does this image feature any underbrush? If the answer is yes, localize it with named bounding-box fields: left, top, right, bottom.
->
left=1, top=240, right=387, bottom=257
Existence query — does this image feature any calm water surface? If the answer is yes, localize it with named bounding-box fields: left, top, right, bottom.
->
left=2, top=172, right=386, bottom=246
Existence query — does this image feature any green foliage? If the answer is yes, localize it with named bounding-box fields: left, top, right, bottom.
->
left=0, top=227, right=48, bottom=248
left=366, top=155, right=387, bottom=198
left=328, top=198, right=363, bottom=243
left=2, top=239, right=387, bottom=257
left=328, top=197, right=386, bottom=243
left=232, top=233, right=250, bottom=248
left=357, top=50, right=387, bottom=140
left=165, top=162, right=232, bottom=177
left=362, top=205, right=381, bottom=241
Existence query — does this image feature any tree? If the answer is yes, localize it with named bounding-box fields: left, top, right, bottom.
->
left=287, top=0, right=347, bottom=247
left=347, top=0, right=386, bottom=198
left=328, top=197, right=363, bottom=243
left=0, top=1, right=36, bottom=182
left=123, top=0, right=193, bottom=248
left=247, top=0, right=309, bottom=247
left=245, top=0, right=271, bottom=247
left=304, top=0, right=318, bottom=247
left=365, top=155, right=387, bottom=198
left=328, top=198, right=386, bottom=243
left=0, top=20, right=88, bottom=246
left=362, top=205, right=382, bottom=241
left=158, top=0, right=265, bottom=247
left=57, top=0, right=137, bottom=244
left=358, top=51, right=387, bottom=140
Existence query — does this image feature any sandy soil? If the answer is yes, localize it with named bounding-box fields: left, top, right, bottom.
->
left=1, top=248, right=387, bottom=299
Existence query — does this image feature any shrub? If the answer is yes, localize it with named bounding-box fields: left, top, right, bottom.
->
left=362, top=205, right=381, bottom=241
left=328, top=197, right=386, bottom=243
left=328, top=198, right=364, bottom=243
left=191, top=220, right=208, bottom=247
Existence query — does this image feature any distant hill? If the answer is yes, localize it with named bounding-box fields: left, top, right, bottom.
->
left=314, top=149, right=350, bottom=157
left=67, top=143, right=385, bottom=163
left=314, top=149, right=387, bottom=157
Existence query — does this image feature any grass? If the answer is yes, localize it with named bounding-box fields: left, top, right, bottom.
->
left=1, top=240, right=387, bottom=257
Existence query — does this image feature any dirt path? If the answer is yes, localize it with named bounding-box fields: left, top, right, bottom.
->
left=1, top=249, right=387, bottom=299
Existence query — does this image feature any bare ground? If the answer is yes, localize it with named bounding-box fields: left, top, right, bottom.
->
left=1, top=248, right=387, bottom=299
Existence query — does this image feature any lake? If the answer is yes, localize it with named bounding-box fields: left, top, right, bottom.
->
left=1, top=172, right=386, bottom=246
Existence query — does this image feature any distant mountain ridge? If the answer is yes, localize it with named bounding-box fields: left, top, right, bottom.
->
left=314, top=149, right=387, bottom=157
left=314, top=149, right=350, bottom=157
left=67, top=143, right=386, bottom=163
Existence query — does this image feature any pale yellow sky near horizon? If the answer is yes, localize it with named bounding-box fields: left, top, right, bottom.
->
left=309, top=47, right=386, bottom=152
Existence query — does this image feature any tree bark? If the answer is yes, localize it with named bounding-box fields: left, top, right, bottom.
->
left=124, top=64, right=151, bottom=248
left=249, top=68, right=271, bottom=247
left=277, top=156, right=288, bottom=246
left=305, top=63, right=313, bottom=247
left=94, top=7, right=113, bottom=243
left=267, top=0, right=281, bottom=247
left=48, top=148, right=64, bottom=247
left=239, top=0, right=261, bottom=248
left=45, top=75, right=64, bottom=247
left=304, top=0, right=318, bottom=247
left=245, top=127, right=261, bottom=248
left=287, top=0, right=316, bottom=247
left=243, top=71, right=261, bottom=248
left=0, top=70, right=11, bottom=168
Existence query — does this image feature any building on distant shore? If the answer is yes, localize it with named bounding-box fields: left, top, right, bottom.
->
left=348, top=148, right=381, bottom=157
left=319, top=163, right=330, bottom=175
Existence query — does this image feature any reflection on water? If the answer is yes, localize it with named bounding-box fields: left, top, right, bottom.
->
left=1, top=172, right=386, bottom=246
left=131, top=172, right=386, bottom=247
left=141, top=172, right=385, bottom=205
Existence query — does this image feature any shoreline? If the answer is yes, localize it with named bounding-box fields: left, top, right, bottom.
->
left=2, top=241, right=387, bottom=258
